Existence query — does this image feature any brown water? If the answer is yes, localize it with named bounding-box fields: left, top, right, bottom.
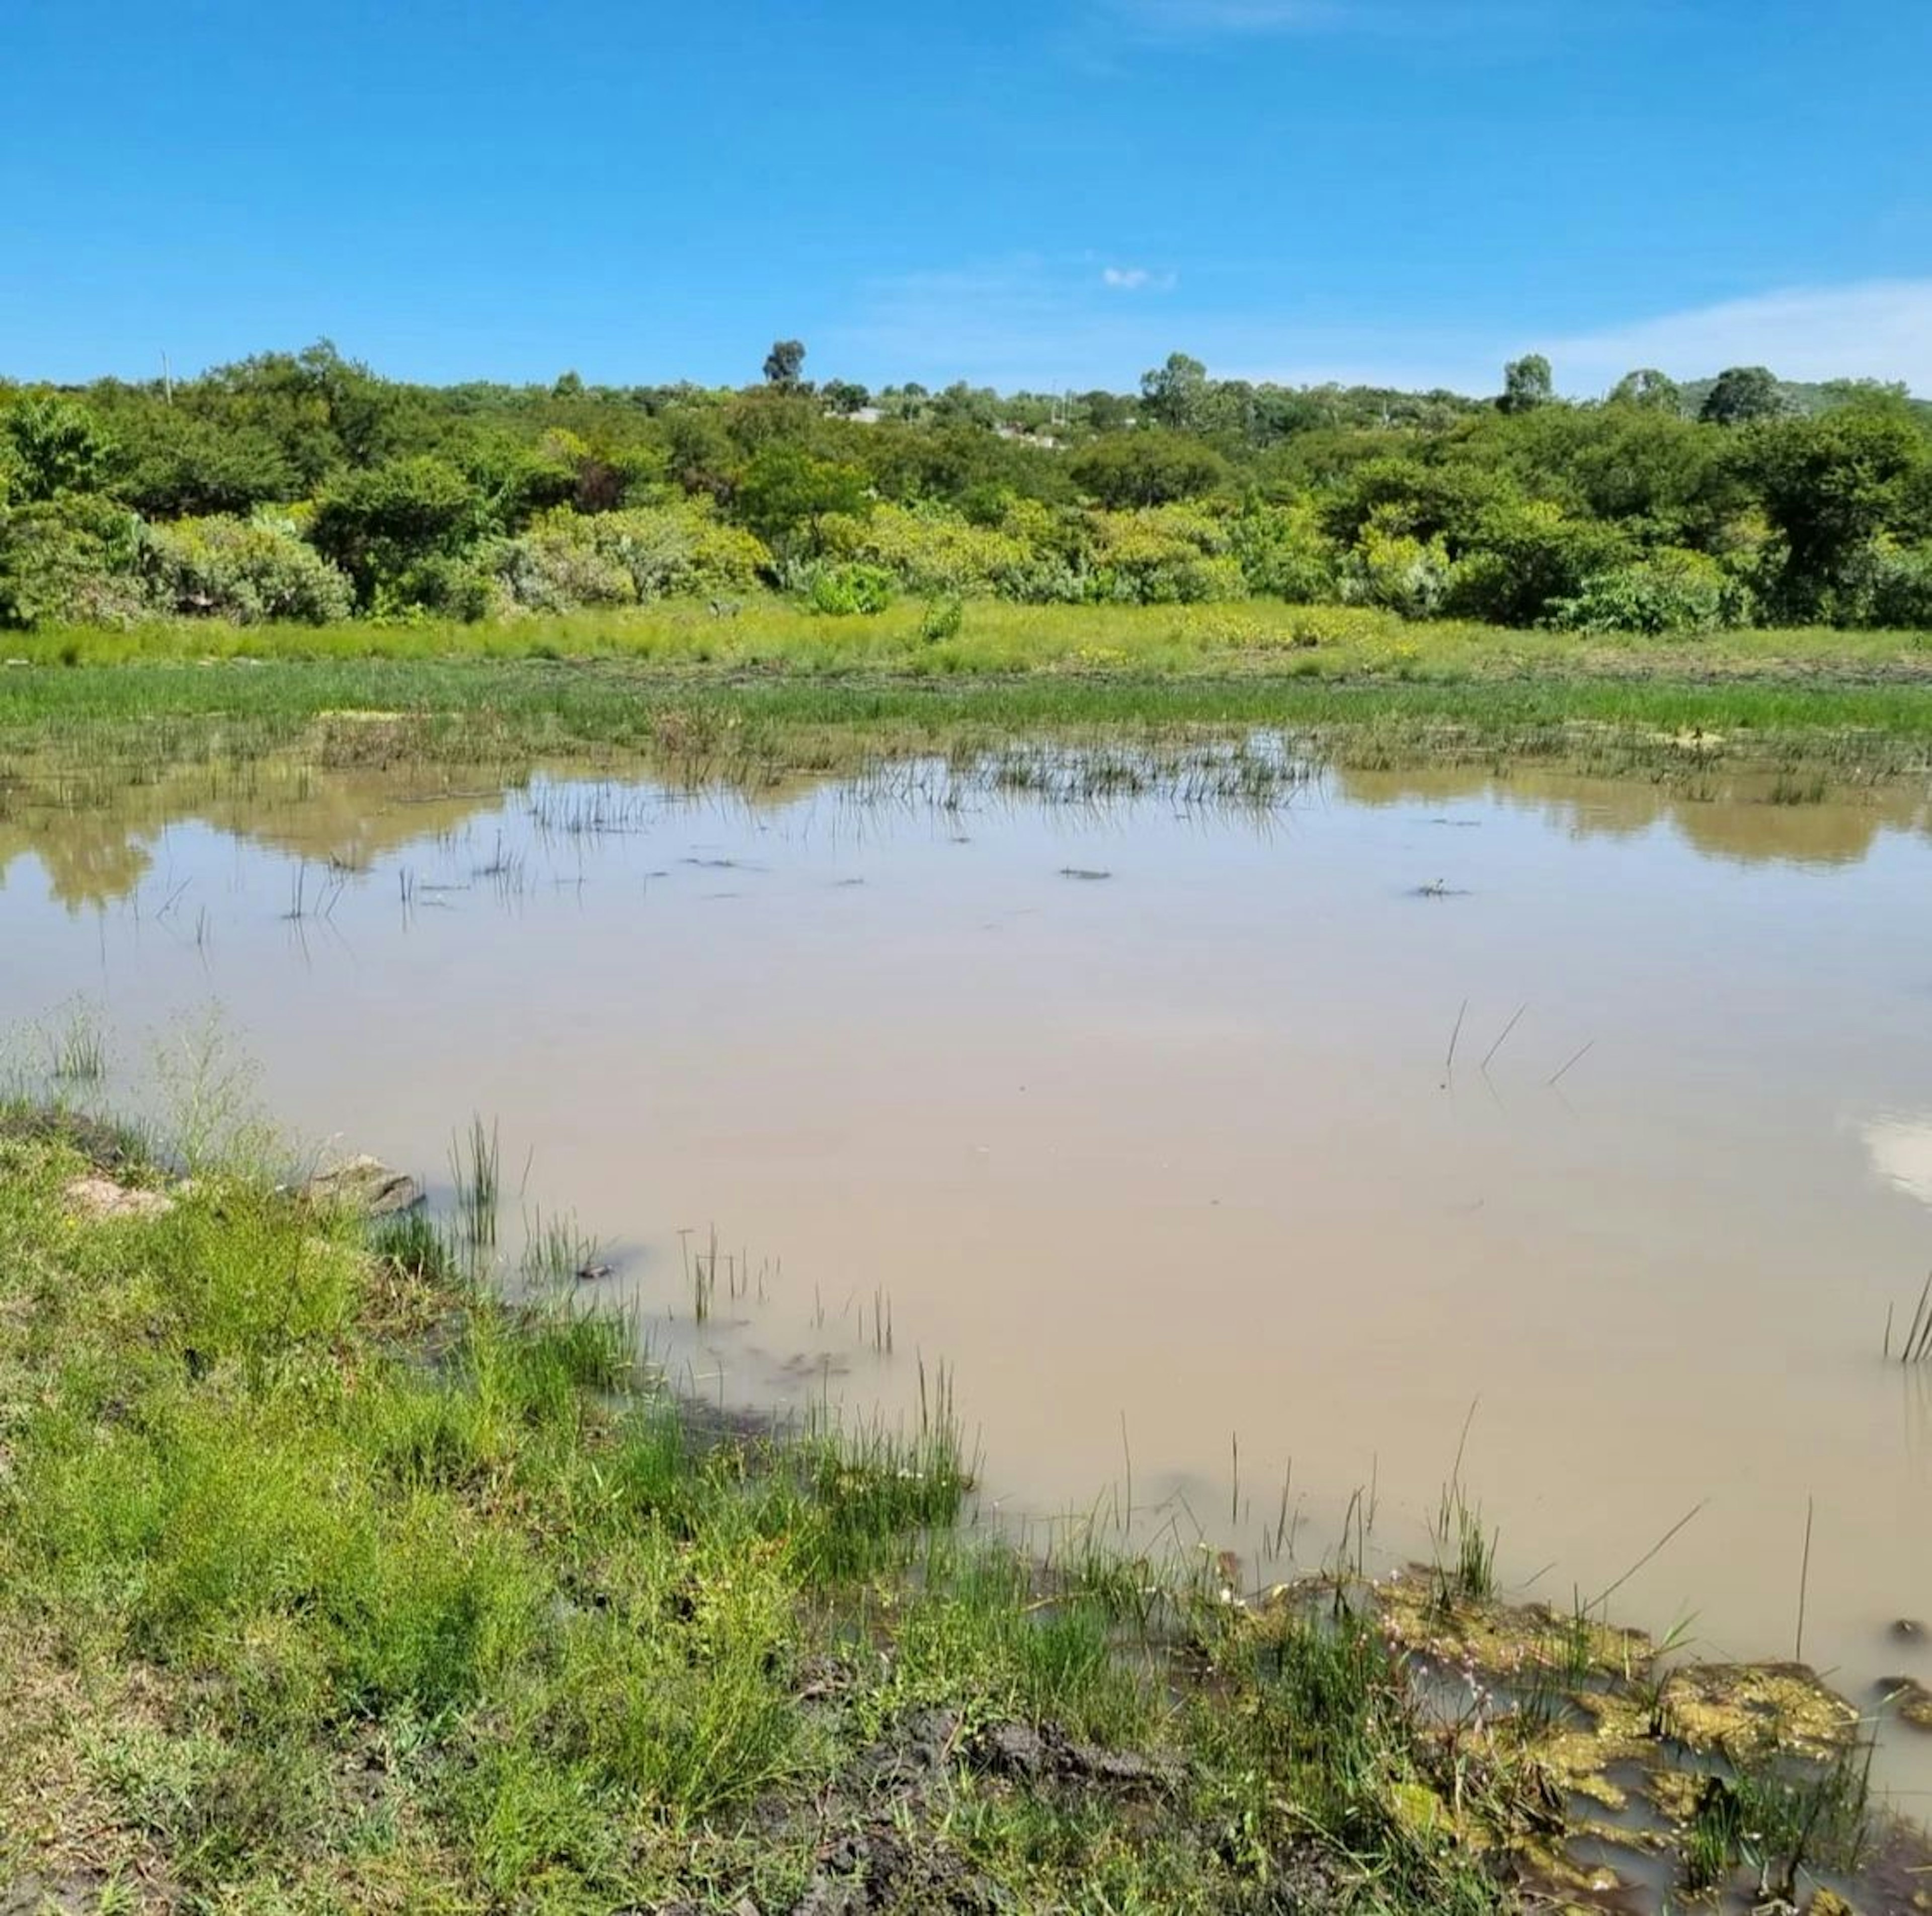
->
left=8, top=752, right=1932, bottom=1804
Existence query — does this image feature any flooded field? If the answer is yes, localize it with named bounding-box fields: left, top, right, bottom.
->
left=8, top=747, right=1932, bottom=1806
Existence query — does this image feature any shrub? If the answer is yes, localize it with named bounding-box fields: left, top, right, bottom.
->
left=816, top=501, right=1038, bottom=598
left=920, top=593, right=964, bottom=641
left=308, top=456, right=485, bottom=606
left=1070, top=431, right=1229, bottom=508
left=488, top=504, right=772, bottom=611
left=1231, top=500, right=1337, bottom=602
left=1440, top=499, right=1633, bottom=626
left=1544, top=548, right=1732, bottom=634
left=373, top=554, right=494, bottom=622
left=1086, top=504, right=1246, bottom=604
left=1822, top=539, right=1932, bottom=629
left=0, top=494, right=148, bottom=627
left=804, top=561, right=895, bottom=615
left=2, top=393, right=114, bottom=501
left=485, top=525, right=636, bottom=613
left=145, top=514, right=355, bottom=624
left=1338, top=523, right=1452, bottom=619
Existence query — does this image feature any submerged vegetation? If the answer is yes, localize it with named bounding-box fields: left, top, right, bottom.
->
left=0, top=1102, right=1920, bottom=1912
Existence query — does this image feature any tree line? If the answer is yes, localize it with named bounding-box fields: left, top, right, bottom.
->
left=2, top=338, right=1929, bottom=632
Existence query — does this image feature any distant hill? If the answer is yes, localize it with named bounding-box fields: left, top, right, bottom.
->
left=1674, top=375, right=1932, bottom=423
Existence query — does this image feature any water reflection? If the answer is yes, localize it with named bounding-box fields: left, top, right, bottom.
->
left=10, top=751, right=1932, bottom=1810
left=5, top=749, right=1931, bottom=910
left=1336, top=765, right=1932, bottom=867
left=1865, top=1114, right=1932, bottom=1208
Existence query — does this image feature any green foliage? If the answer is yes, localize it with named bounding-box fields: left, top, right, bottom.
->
left=1609, top=367, right=1682, bottom=412
left=1544, top=547, right=1734, bottom=633
left=4, top=394, right=114, bottom=500
left=1229, top=499, right=1337, bottom=601
left=815, top=498, right=1041, bottom=597
left=0, top=494, right=146, bottom=628
left=0, top=340, right=1925, bottom=634
left=820, top=378, right=870, bottom=416
left=490, top=503, right=772, bottom=611
left=1086, top=504, right=1246, bottom=604
left=1498, top=353, right=1553, bottom=414
left=1743, top=408, right=1930, bottom=616
left=1341, top=519, right=1454, bottom=619
left=761, top=338, right=806, bottom=388
left=144, top=514, right=355, bottom=624
left=1701, top=364, right=1789, bottom=426
left=803, top=560, right=895, bottom=615
left=1070, top=430, right=1229, bottom=508
left=309, top=455, right=485, bottom=607
left=108, top=408, right=297, bottom=518
left=734, top=443, right=868, bottom=550
left=920, top=592, right=965, bottom=640
left=1819, top=537, right=1932, bottom=628
left=1140, top=351, right=1209, bottom=430
left=1442, top=498, right=1633, bottom=626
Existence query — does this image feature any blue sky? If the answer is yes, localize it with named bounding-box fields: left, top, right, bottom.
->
left=5, top=0, right=1928, bottom=395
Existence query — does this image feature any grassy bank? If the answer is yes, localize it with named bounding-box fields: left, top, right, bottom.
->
left=2, top=601, right=1931, bottom=811
left=13, top=597, right=1932, bottom=687
left=0, top=1111, right=1505, bottom=1913
left=1, top=1111, right=1907, bottom=1913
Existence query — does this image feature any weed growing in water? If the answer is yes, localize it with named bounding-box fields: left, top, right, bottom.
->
left=519, top=1206, right=604, bottom=1287
left=46, top=998, right=107, bottom=1084
left=450, top=1114, right=501, bottom=1256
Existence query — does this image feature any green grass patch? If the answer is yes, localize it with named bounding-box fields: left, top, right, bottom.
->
left=0, top=1110, right=1514, bottom=1912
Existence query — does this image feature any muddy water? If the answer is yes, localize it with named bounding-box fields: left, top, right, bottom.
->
left=8, top=754, right=1932, bottom=1801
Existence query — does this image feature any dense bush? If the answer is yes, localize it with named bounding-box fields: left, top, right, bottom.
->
left=804, top=561, right=895, bottom=615
left=1338, top=520, right=1453, bottom=619
left=1440, top=501, right=1633, bottom=626
left=144, top=514, right=355, bottom=623
left=0, top=495, right=147, bottom=628
left=309, top=456, right=485, bottom=607
left=6, top=342, right=1931, bottom=630
left=1823, top=539, right=1932, bottom=629
left=816, top=501, right=1037, bottom=597
left=1543, top=548, right=1733, bottom=634
left=489, top=504, right=772, bottom=612
left=1084, top=504, right=1246, bottom=604
left=1069, top=431, right=1229, bottom=508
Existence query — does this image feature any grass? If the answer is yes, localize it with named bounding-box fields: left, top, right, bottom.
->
left=11, top=596, right=1932, bottom=686
left=1, top=1103, right=1914, bottom=1910
left=1, top=603, right=1930, bottom=836
left=44, top=997, right=108, bottom=1085
left=0, top=1105, right=1519, bottom=1912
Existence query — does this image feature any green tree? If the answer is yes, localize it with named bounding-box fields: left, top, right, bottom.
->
left=762, top=339, right=807, bottom=389
left=1140, top=353, right=1209, bottom=431
left=1069, top=430, right=1228, bottom=508
left=1700, top=365, right=1786, bottom=426
left=1609, top=368, right=1681, bottom=412
left=821, top=380, right=871, bottom=416
left=1744, top=409, right=1929, bottom=614
left=308, top=455, right=484, bottom=605
left=732, top=443, right=867, bottom=550
left=1498, top=355, right=1553, bottom=415
left=110, top=409, right=296, bottom=517
left=4, top=395, right=113, bottom=501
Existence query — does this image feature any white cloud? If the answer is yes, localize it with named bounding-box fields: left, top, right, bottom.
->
left=829, top=257, right=1930, bottom=398
left=1545, top=280, right=1932, bottom=396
